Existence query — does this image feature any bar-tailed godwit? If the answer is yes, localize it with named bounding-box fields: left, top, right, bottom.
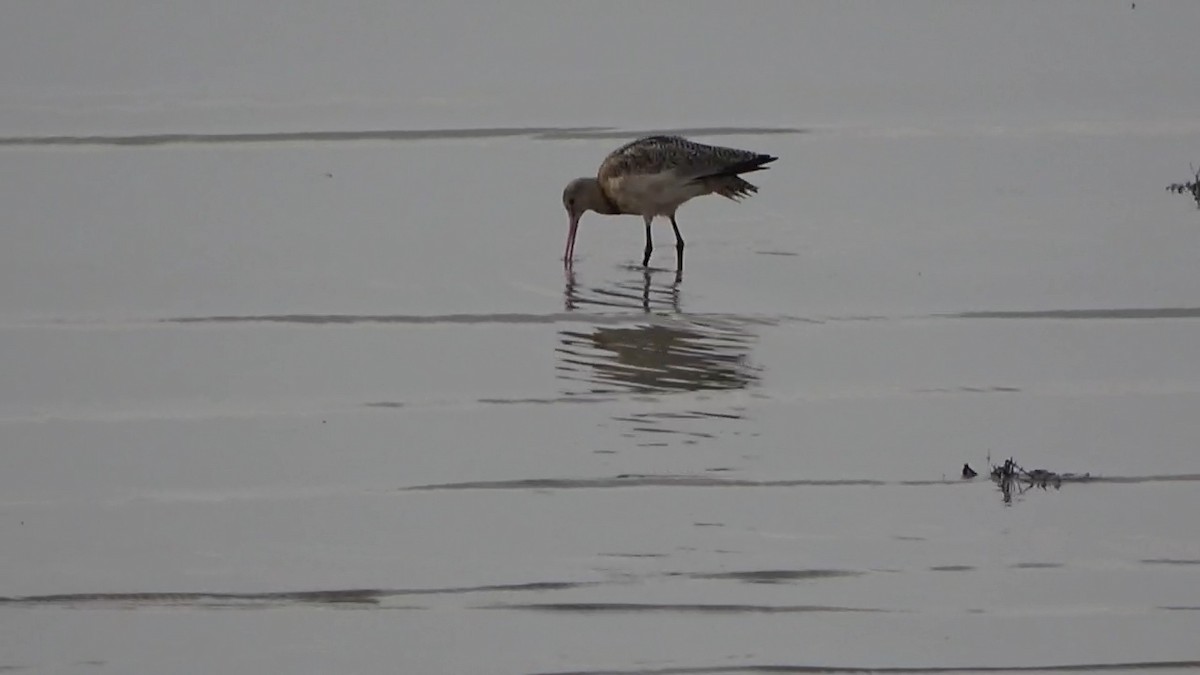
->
left=561, top=135, right=777, bottom=272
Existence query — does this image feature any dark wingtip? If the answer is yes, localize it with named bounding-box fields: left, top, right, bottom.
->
left=699, top=154, right=778, bottom=180
left=750, top=154, right=779, bottom=170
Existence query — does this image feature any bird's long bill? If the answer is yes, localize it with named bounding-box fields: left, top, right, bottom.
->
left=564, top=214, right=580, bottom=265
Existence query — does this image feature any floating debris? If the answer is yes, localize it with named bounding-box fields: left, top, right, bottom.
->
left=988, top=457, right=1091, bottom=504
left=1166, top=165, right=1200, bottom=209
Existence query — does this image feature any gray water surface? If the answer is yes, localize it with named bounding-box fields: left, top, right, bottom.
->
left=3, top=3, right=1200, bottom=674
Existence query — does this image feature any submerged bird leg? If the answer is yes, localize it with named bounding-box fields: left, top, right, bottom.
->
left=640, top=269, right=652, bottom=312
left=642, top=215, right=654, bottom=267
left=669, top=215, right=685, bottom=271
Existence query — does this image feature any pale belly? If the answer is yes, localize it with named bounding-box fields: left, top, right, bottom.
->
left=603, top=173, right=708, bottom=216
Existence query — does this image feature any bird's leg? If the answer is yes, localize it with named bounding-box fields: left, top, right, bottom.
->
left=642, top=216, right=654, bottom=267
left=669, top=215, right=685, bottom=272
left=640, top=269, right=652, bottom=312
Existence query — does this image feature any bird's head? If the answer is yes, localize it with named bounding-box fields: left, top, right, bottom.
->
left=561, top=177, right=607, bottom=264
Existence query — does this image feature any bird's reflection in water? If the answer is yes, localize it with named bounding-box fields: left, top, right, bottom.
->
left=564, top=268, right=679, bottom=314
left=558, top=270, right=758, bottom=396
left=558, top=321, right=757, bottom=395
left=559, top=271, right=760, bottom=446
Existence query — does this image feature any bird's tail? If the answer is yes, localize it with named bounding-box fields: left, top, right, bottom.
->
left=691, top=152, right=776, bottom=201
left=707, top=176, right=759, bottom=201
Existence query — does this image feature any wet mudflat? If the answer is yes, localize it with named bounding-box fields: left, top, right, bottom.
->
left=4, top=3, right=1200, bottom=674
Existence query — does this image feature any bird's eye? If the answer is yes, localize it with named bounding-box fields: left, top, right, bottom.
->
left=568, top=198, right=575, bottom=207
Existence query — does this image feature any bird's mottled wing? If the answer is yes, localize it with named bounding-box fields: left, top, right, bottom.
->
left=597, top=136, right=762, bottom=182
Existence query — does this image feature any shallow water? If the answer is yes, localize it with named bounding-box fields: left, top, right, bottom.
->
left=4, top=3, right=1200, bottom=674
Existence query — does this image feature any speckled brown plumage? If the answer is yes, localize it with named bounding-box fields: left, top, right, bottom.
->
left=596, top=136, right=775, bottom=214
left=562, top=135, right=777, bottom=272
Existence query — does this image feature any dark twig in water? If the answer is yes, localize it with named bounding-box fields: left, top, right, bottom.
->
left=1166, top=164, right=1200, bottom=209
left=988, top=457, right=1091, bottom=504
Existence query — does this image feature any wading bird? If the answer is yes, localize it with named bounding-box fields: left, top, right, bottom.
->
left=561, top=135, right=777, bottom=273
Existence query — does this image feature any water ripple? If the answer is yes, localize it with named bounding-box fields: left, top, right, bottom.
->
left=531, top=660, right=1200, bottom=675
left=0, top=125, right=803, bottom=148
left=66, top=305, right=1200, bottom=332
left=680, top=569, right=863, bottom=583
left=406, top=473, right=1200, bottom=491
left=0, top=581, right=594, bottom=609
left=483, top=602, right=887, bottom=614
left=943, top=307, right=1200, bottom=320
